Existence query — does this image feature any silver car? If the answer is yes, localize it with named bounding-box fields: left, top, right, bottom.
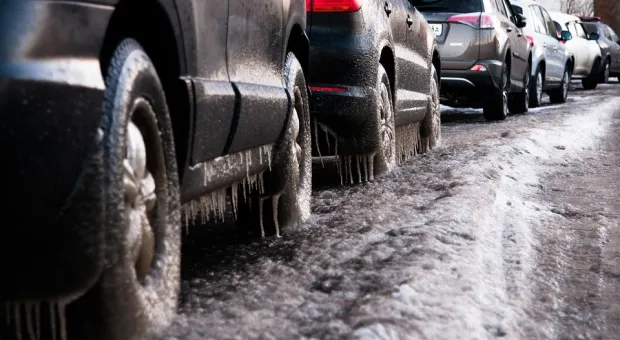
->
left=550, top=12, right=603, bottom=89
left=511, top=0, right=573, bottom=107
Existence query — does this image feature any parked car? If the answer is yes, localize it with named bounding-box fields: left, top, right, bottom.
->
left=550, top=12, right=603, bottom=89
left=510, top=0, right=572, bottom=107
left=580, top=16, right=620, bottom=83
left=306, top=0, right=442, bottom=180
left=0, top=0, right=310, bottom=339
left=417, top=0, right=531, bottom=121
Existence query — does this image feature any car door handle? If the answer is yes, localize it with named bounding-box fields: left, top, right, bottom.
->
left=406, top=16, right=413, bottom=26
left=384, top=2, right=392, bottom=15
left=506, top=27, right=513, bottom=33
left=542, top=43, right=547, bottom=47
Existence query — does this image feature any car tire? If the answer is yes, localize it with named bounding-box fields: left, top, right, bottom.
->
left=549, top=67, right=570, bottom=104
left=419, top=65, right=441, bottom=153
left=373, top=64, right=397, bottom=175
left=529, top=65, right=544, bottom=108
left=69, top=39, right=181, bottom=340
left=599, top=58, right=610, bottom=83
left=508, top=62, right=530, bottom=114
left=483, top=62, right=509, bottom=121
left=582, top=59, right=600, bottom=90
left=239, top=52, right=312, bottom=237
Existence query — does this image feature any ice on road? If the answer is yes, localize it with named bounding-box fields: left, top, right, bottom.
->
left=158, top=85, right=620, bottom=340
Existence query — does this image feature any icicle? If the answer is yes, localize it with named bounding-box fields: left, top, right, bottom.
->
left=313, top=119, right=324, bottom=166
left=259, top=197, right=266, bottom=238
left=348, top=156, right=353, bottom=184
left=363, top=155, right=368, bottom=182
left=356, top=155, right=362, bottom=183
left=368, top=153, right=375, bottom=181
left=25, top=303, right=35, bottom=340
left=267, top=148, right=272, bottom=171
left=12, top=302, right=21, bottom=340
left=50, top=302, right=56, bottom=340
left=259, top=147, right=263, bottom=165
left=325, top=129, right=331, bottom=153
left=34, top=303, right=40, bottom=340
left=58, top=302, right=67, bottom=340
left=231, top=183, right=239, bottom=219
left=272, top=194, right=281, bottom=237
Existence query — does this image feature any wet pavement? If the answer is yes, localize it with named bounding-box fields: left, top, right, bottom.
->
left=156, top=83, right=620, bottom=340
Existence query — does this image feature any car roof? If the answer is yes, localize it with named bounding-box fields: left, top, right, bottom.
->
left=510, top=0, right=542, bottom=8
left=549, top=11, right=581, bottom=25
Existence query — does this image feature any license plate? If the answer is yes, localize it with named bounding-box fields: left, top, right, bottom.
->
left=429, top=24, right=443, bottom=36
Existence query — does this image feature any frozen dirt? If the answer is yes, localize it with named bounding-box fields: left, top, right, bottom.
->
left=156, top=84, right=620, bottom=340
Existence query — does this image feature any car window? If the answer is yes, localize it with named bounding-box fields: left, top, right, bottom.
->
left=582, top=22, right=599, bottom=36
left=414, top=0, right=482, bottom=13
left=540, top=7, right=557, bottom=37
left=511, top=4, right=523, bottom=15
left=554, top=21, right=562, bottom=37
left=530, top=5, right=547, bottom=34
left=575, top=23, right=588, bottom=39
left=494, top=0, right=508, bottom=16
left=502, top=0, right=518, bottom=23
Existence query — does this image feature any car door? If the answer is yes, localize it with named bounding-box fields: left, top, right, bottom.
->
left=388, top=0, right=416, bottom=123
left=393, top=0, right=432, bottom=125
left=605, top=26, right=620, bottom=73
left=181, top=0, right=233, bottom=164
left=574, top=22, right=595, bottom=74
left=226, top=0, right=289, bottom=154
left=499, top=0, right=528, bottom=86
left=539, top=6, right=564, bottom=84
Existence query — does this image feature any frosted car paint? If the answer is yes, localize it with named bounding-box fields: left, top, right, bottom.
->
left=0, top=0, right=308, bottom=299
left=306, top=0, right=441, bottom=155
left=550, top=12, right=601, bottom=79
left=417, top=0, right=531, bottom=108
left=581, top=19, right=620, bottom=77
left=511, top=0, right=569, bottom=89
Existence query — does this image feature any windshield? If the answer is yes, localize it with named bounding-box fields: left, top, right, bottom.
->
left=415, top=0, right=482, bottom=13
left=581, top=22, right=599, bottom=35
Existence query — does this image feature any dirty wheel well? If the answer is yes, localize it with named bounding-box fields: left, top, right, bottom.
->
left=432, top=50, right=441, bottom=82
left=286, top=24, right=310, bottom=78
left=99, top=0, right=189, bottom=178
left=380, top=47, right=395, bottom=100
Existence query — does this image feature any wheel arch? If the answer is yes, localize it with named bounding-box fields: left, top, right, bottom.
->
left=99, top=0, right=191, bottom=179
left=432, top=48, right=441, bottom=85
left=379, top=46, right=396, bottom=101
left=286, top=24, right=310, bottom=79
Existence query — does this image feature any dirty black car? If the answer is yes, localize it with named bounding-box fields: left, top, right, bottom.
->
left=0, top=0, right=310, bottom=339
left=306, top=0, right=442, bottom=182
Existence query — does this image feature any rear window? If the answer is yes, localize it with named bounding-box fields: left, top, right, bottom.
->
left=582, top=22, right=599, bottom=35
left=415, top=0, right=482, bottom=13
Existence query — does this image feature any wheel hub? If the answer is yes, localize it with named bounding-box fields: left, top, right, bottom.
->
left=123, top=103, right=157, bottom=283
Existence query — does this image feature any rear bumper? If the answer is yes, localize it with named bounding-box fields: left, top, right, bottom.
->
left=0, top=0, right=113, bottom=300
left=308, top=29, right=381, bottom=154
left=439, top=59, right=504, bottom=107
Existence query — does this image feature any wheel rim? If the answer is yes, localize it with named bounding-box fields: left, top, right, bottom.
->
left=124, top=98, right=159, bottom=284
left=379, top=83, right=395, bottom=164
left=536, top=72, right=543, bottom=103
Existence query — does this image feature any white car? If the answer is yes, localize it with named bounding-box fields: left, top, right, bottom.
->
left=550, top=12, right=603, bottom=89
left=511, top=0, right=573, bottom=107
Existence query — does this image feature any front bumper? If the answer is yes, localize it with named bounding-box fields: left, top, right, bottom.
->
left=0, top=0, right=113, bottom=300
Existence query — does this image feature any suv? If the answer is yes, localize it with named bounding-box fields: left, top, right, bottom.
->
left=306, top=0, right=442, bottom=181
left=0, top=0, right=310, bottom=339
left=550, top=12, right=603, bottom=90
left=511, top=0, right=572, bottom=107
left=580, top=16, right=620, bottom=83
left=417, top=0, right=531, bottom=121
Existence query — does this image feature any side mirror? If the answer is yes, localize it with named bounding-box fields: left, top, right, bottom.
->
left=515, top=14, right=527, bottom=28
left=589, top=32, right=600, bottom=40
left=560, top=30, right=573, bottom=41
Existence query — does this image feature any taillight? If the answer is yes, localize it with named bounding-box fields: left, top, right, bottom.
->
left=446, top=12, right=494, bottom=29
left=525, top=35, right=535, bottom=47
left=307, top=0, right=363, bottom=13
